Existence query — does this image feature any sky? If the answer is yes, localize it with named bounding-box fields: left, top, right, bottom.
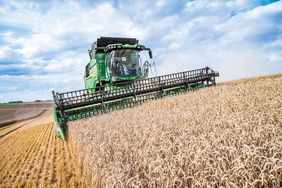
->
left=0, top=0, right=281, bottom=102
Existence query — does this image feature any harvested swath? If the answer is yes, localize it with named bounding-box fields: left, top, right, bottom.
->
left=69, top=75, right=282, bottom=187
left=0, top=123, right=84, bottom=187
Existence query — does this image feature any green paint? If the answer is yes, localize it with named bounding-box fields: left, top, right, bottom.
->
left=63, top=82, right=206, bottom=122
left=52, top=37, right=219, bottom=141
left=57, top=129, right=65, bottom=141
left=84, top=43, right=151, bottom=91
left=52, top=107, right=65, bottom=141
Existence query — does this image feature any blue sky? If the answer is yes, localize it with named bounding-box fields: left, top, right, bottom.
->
left=0, top=0, right=281, bottom=102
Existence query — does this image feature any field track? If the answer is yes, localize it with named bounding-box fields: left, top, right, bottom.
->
left=0, top=102, right=52, bottom=127
left=0, top=108, right=53, bottom=140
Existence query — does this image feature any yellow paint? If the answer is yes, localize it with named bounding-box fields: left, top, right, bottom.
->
left=89, top=70, right=97, bottom=78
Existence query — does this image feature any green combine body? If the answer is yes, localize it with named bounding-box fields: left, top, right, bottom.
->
left=84, top=37, right=152, bottom=91
left=52, top=37, right=219, bottom=140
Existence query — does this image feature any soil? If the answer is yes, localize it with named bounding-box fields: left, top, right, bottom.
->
left=0, top=102, right=53, bottom=139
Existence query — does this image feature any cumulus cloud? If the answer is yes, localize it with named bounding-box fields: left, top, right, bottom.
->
left=155, top=0, right=282, bottom=80
left=0, top=46, right=14, bottom=60
left=0, top=0, right=281, bottom=102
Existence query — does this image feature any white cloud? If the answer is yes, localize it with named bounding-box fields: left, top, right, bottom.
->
left=0, top=46, right=14, bottom=60
left=0, top=0, right=281, bottom=102
left=155, top=1, right=282, bottom=79
left=15, top=34, right=65, bottom=58
left=215, top=49, right=265, bottom=81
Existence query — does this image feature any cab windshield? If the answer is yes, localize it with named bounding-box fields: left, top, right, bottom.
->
left=107, top=49, right=140, bottom=76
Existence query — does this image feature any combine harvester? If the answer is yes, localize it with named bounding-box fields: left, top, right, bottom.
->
left=52, top=37, right=219, bottom=140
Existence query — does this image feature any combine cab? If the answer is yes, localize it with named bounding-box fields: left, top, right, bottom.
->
left=52, top=37, right=219, bottom=140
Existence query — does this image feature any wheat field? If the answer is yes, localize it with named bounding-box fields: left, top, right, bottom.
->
left=0, top=75, right=281, bottom=187
left=69, top=75, right=282, bottom=187
left=0, top=123, right=84, bottom=187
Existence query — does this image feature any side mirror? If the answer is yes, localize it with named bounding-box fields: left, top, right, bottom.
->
left=149, top=50, right=153, bottom=59
left=88, top=50, right=92, bottom=59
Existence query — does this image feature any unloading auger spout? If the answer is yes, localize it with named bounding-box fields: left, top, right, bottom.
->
left=52, top=37, right=219, bottom=140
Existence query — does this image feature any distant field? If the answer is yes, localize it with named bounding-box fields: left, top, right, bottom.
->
left=0, top=102, right=52, bottom=127
left=69, top=74, right=282, bottom=187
